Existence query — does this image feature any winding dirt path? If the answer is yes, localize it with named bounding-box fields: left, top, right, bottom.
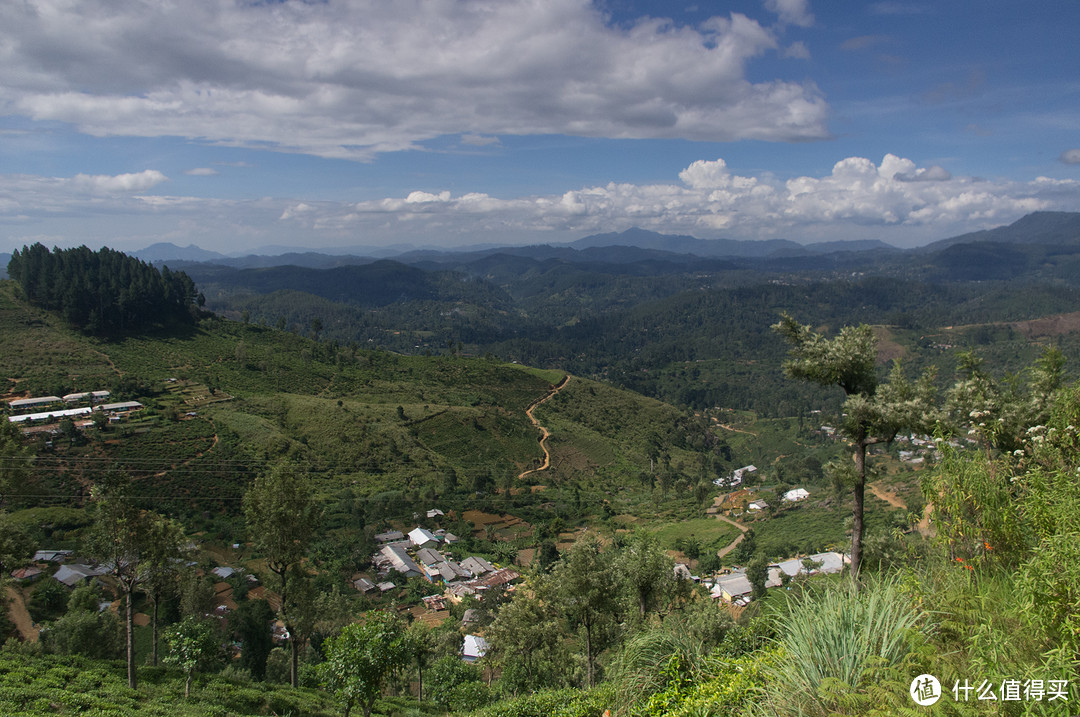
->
left=869, top=481, right=935, bottom=538
left=517, top=375, right=570, bottom=480
left=917, top=503, right=934, bottom=538
left=710, top=417, right=758, bottom=437
left=869, top=481, right=907, bottom=511
left=708, top=496, right=749, bottom=559
left=6, top=585, right=38, bottom=642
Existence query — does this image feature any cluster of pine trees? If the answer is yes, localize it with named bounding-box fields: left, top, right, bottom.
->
left=6, top=243, right=203, bottom=335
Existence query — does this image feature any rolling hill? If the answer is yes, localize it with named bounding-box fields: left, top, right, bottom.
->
left=0, top=280, right=730, bottom=525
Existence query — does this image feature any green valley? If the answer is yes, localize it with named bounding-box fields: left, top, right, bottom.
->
left=1, top=227, right=1079, bottom=715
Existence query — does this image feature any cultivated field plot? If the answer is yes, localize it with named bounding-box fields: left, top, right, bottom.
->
left=462, top=509, right=533, bottom=541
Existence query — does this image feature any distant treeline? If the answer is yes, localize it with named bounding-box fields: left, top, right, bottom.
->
left=7, top=243, right=203, bottom=335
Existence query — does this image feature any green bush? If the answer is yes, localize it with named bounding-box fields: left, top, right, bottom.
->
left=448, top=680, right=491, bottom=712
left=40, top=609, right=124, bottom=659
left=470, top=685, right=613, bottom=717
left=426, top=655, right=480, bottom=708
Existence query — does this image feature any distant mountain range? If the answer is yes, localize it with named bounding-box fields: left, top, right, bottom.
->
left=129, top=211, right=1080, bottom=271
left=916, top=211, right=1080, bottom=251
left=133, top=226, right=903, bottom=267
left=570, top=227, right=898, bottom=257
left=3, top=211, right=1076, bottom=284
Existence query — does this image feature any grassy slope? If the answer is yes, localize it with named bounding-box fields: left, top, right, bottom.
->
left=0, top=281, right=727, bottom=514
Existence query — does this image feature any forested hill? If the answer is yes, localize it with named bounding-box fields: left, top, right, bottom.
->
left=6, top=243, right=203, bottom=336
left=187, top=260, right=512, bottom=309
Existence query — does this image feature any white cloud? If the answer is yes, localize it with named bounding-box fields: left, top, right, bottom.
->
left=69, top=170, right=168, bottom=194
left=279, top=202, right=314, bottom=221
left=1060, top=149, right=1080, bottom=165
left=274, top=153, right=1075, bottom=247
left=894, top=165, right=951, bottom=182
left=781, top=41, right=811, bottom=60
left=405, top=191, right=452, bottom=204
left=1, top=0, right=828, bottom=159
left=184, top=167, right=219, bottom=176
left=5, top=155, right=1078, bottom=251
left=765, top=0, right=815, bottom=27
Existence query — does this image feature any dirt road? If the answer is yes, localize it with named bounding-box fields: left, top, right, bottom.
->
left=6, top=585, right=38, bottom=642
left=518, top=375, right=570, bottom=480
left=868, top=481, right=907, bottom=511
left=708, top=496, right=750, bottom=559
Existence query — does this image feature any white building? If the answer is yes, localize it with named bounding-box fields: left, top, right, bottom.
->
left=408, top=527, right=440, bottom=549
left=463, top=634, right=489, bottom=662
left=782, top=488, right=809, bottom=503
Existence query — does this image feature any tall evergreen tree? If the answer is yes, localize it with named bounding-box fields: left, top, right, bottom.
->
left=141, top=514, right=189, bottom=666
left=243, top=463, right=319, bottom=688
left=553, top=534, right=617, bottom=687
left=85, top=472, right=156, bottom=689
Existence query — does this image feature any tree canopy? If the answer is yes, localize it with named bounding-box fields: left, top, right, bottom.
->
left=243, top=462, right=319, bottom=688
left=319, top=612, right=408, bottom=717
left=6, top=243, right=201, bottom=335
left=773, top=314, right=937, bottom=578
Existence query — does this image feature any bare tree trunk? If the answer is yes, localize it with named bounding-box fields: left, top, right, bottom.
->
left=274, top=566, right=299, bottom=688
left=584, top=616, right=594, bottom=688
left=151, top=599, right=159, bottom=666
left=289, top=633, right=299, bottom=688
left=851, top=441, right=867, bottom=585
left=126, top=589, right=137, bottom=689
left=185, top=671, right=192, bottom=699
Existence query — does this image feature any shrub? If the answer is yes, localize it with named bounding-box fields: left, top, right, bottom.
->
left=752, top=574, right=923, bottom=716
left=471, top=686, right=612, bottom=717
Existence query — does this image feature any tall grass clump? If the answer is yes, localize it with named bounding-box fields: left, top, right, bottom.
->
left=608, top=625, right=712, bottom=716
left=754, top=574, right=924, bottom=716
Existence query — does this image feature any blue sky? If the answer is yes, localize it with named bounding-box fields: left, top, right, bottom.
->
left=1, top=0, right=1078, bottom=254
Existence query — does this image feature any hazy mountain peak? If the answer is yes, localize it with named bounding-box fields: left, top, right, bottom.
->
left=134, top=243, right=228, bottom=263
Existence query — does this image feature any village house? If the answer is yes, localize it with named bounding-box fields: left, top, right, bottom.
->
left=408, top=527, right=440, bottom=549
left=462, top=634, right=489, bottom=662
left=459, top=555, right=495, bottom=575
left=711, top=551, right=850, bottom=605
left=33, top=550, right=72, bottom=563
left=52, top=563, right=108, bottom=588
left=714, top=464, right=757, bottom=488
left=782, top=488, right=809, bottom=502
left=375, top=543, right=422, bottom=579
left=374, top=530, right=405, bottom=544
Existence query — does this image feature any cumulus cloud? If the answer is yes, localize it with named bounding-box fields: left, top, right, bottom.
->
left=765, top=0, right=815, bottom=27
left=894, top=165, right=951, bottom=182
left=69, top=170, right=168, bottom=194
left=1060, top=149, right=1080, bottom=164
left=0, top=170, right=174, bottom=232
left=272, top=153, right=1077, bottom=246
left=0, top=0, right=829, bottom=160
left=5, top=155, right=1078, bottom=251
left=781, top=41, right=811, bottom=59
